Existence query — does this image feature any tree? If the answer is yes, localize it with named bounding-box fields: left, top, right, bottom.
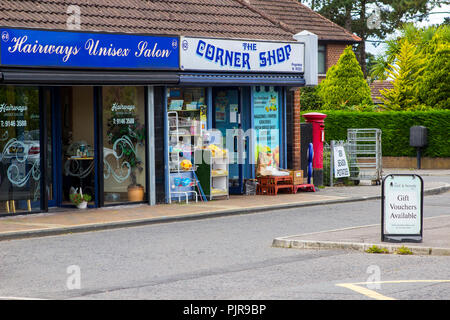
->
left=317, top=46, right=372, bottom=109
left=299, top=0, right=441, bottom=77
left=418, top=41, right=450, bottom=109
left=372, top=23, right=449, bottom=110
left=379, top=39, right=425, bottom=110
left=370, top=23, right=449, bottom=80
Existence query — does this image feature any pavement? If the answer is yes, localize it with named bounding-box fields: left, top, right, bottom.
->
left=272, top=169, right=450, bottom=256
left=0, top=168, right=449, bottom=255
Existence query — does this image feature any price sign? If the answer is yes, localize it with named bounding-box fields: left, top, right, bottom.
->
left=333, top=145, right=350, bottom=178
left=382, top=174, right=423, bottom=243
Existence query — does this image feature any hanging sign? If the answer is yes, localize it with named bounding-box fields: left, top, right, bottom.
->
left=333, top=145, right=350, bottom=178
left=0, top=28, right=179, bottom=69
left=382, top=174, right=423, bottom=243
left=180, top=36, right=304, bottom=73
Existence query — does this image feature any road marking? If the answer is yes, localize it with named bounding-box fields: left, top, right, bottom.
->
left=336, top=283, right=395, bottom=300
left=337, top=280, right=450, bottom=300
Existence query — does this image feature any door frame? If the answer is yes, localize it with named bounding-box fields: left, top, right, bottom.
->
left=47, top=86, right=99, bottom=208
left=211, top=86, right=244, bottom=194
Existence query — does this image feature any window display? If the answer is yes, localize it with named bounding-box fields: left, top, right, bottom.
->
left=103, top=86, right=147, bottom=204
left=167, top=87, right=207, bottom=172
left=253, top=86, right=281, bottom=169
left=0, top=86, right=40, bottom=214
left=167, top=87, right=230, bottom=202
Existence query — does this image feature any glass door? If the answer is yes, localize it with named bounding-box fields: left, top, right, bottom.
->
left=59, top=87, right=96, bottom=207
left=212, top=88, right=243, bottom=194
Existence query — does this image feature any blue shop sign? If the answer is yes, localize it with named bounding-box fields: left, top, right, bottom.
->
left=0, top=28, right=179, bottom=69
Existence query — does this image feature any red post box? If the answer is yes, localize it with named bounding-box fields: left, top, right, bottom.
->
left=302, top=112, right=327, bottom=186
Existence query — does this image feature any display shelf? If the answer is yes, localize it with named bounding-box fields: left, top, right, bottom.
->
left=167, top=111, right=203, bottom=203
left=194, top=149, right=229, bottom=200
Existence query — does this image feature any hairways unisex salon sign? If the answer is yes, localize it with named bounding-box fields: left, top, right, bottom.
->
left=180, top=36, right=304, bottom=73
left=0, top=28, right=179, bottom=69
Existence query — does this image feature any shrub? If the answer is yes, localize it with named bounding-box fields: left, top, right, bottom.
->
left=301, top=110, right=450, bottom=158
left=299, top=86, right=323, bottom=111
left=317, top=46, right=372, bottom=109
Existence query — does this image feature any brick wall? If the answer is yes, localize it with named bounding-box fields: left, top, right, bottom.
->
left=292, top=88, right=301, bottom=170
left=326, top=43, right=348, bottom=70
left=317, top=43, right=348, bottom=83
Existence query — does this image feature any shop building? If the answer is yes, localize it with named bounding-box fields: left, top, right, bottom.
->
left=0, top=0, right=361, bottom=215
left=0, top=0, right=319, bottom=215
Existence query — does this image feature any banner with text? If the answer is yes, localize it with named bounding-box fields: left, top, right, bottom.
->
left=180, top=37, right=304, bottom=73
left=0, top=28, right=179, bottom=69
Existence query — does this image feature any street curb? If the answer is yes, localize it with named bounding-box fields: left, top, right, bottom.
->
left=271, top=238, right=450, bottom=256
left=0, top=184, right=448, bottom=242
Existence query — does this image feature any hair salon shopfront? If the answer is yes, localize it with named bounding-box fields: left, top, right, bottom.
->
left=0, top=27, right=305, bottom=216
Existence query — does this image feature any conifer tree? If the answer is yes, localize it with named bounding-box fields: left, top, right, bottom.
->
left=418, top=40, right=450, bottom=109
left=379, top=39, right=425, bottom=110
left=317, top=46, right=372, bottom=109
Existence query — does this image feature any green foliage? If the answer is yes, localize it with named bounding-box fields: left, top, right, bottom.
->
left=418, top=41, right=450, bottom=110
left=379, top=39, right=425, bottom=111
left=317, top=46, right=372, bottom=109
left=366, top=245, right=389, bottom=254
left=303, top=0, right=439, bottom=75
left=395, top=246, right=413, bottom=255
left=69, top=193, right=92, bottom=205
left=371, top=23, right=449, bottom=110
left=303, top=110, right=450, bottom=158
left=299, top=86, right=322, bottom=111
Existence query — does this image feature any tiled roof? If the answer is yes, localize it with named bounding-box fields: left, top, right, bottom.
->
left=370, top=80, right=393, bottom=103
left=0, top=0, right=294, bottom=41
left=247, top=0, right=362, bottom=42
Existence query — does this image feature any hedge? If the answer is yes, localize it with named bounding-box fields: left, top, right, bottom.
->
left=301, top=110, right=450, bottom=158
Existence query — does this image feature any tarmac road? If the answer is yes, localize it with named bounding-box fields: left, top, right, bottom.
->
left=0, top=191, right=448, bottom=300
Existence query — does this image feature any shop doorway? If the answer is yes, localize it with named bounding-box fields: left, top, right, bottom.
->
left=48, top=87, right=97, bottom=208
left=212, top=88, right=244, bottom=194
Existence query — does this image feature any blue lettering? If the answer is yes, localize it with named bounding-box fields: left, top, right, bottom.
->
left=205, top=44, right=215, bottom=61
left=242, top=53, right=250, bottom=70
left=284, top=44, right=291, bottom=61
left=196, top=40, right=206, bottom=57
left=259, top=51, right=267, bottom=67
left=277, top=47, right=285, bottom=62
left=225, top=50, right=233, bottom=67
left=234, top=52, right=241, bottom=67
left=215, top=47, right=224, bottom=66
left=267, top=50, right=276, bottom=66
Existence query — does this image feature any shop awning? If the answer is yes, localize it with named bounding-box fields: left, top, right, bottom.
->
left=179, top=72, right=305, bottom=86
left=0, top=69, right=179, bottom=85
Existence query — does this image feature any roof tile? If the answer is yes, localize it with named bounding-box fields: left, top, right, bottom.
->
left=246, top=0, right=361, bottom=42
left=0, top=0, right=294, bottom=41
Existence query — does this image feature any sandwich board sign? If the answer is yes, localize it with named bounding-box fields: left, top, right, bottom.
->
left=382, top=174, right=423, bottom=243
left=333, top=145, right=350, bottom=178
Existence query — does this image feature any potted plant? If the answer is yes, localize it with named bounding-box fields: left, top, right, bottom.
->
left=106, top=112, right=146, bottom=202
left=70, top=189, right=92, bottom=209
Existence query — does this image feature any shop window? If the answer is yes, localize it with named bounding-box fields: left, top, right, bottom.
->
left=61, top=87, right=96, bottom=206
left=0, top=86, right=40, bottom=214
left=318, top=44, right=326, bottom=75
left=167, top=87, right=207, bottom=172
left=102, top=86, right=147, bottom=204
left=253, top=86, right=281, bottom=170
